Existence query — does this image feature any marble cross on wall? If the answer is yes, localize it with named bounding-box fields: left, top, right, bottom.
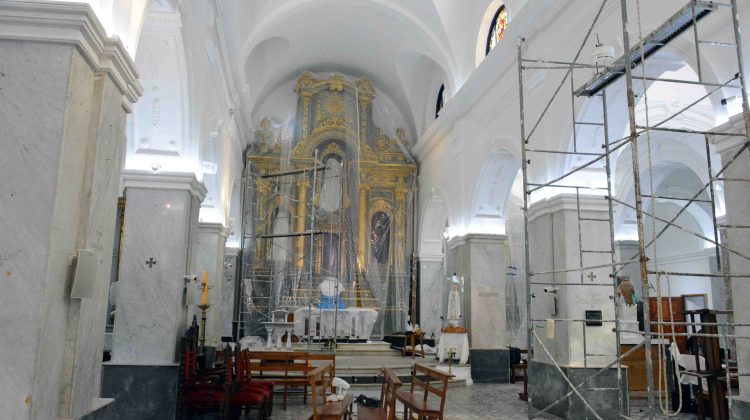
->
left=145, top=257, right=157, bottom=268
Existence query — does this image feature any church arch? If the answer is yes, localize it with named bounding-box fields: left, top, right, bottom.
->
left=470, top=149, right=519, bottom=234
left=419, top=192, right=450, bottom=260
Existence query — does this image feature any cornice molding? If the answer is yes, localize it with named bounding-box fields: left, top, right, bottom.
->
left=527, top=193, right=610, bottom=223
left=710, top=114, right=748, bottom=154
left=0, top=0, right=142, bottom=105
left=225, top=247, right=240, bottom=258
left=121, top=170, right=207, bottom=201
left=447, top=233, right=507, bottom=250
left=198, top=222, right=229, bottom=238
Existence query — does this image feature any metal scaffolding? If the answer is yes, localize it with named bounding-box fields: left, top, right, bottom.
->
left=518, top=0, right=750, bottom=418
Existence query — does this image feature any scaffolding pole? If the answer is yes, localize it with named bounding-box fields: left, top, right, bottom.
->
left=517, top=0, right=750, bottom=418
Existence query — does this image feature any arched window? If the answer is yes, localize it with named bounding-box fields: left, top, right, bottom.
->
left=435, top=84, right=445, bottom=119
left=486, top=5, right=509, bottom=55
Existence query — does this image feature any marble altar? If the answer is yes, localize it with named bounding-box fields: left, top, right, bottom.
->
left=294, top=307, right=378, bottom=340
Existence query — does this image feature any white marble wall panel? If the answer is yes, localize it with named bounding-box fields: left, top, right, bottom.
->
left=713, top=123, right=750, bottom=401
left=0, top=40, right=76, bottom=420
left=112, top=175, right=203, bottom=365
left=188, top=222, right=227, bottom=346
left=419, top=259, right=446, bottom=339
left=0, top=34, right=135, bottom=419
left=447, top=234, right=508, bottom=349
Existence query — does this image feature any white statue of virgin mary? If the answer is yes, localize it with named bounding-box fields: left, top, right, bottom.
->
left=446, top=273, right=463, bottom=326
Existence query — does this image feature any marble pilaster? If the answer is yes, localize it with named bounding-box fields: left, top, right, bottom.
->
left=0, top=3, right=140, bottom=419
left=527, top=194, right=616, bottom=367
left=418, top=257, right=446, bottom=340
left=111, top=170, right=206, bottom=365
left=446, top=234, right=509, bottom=349
left=527, top=194, right=621, bottom=414
left=711, top=115, right=750, bottom=403
left=188, top=222, right=228, bottom=347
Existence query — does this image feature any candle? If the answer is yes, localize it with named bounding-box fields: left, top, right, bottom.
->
left=201, top=271, right=208, bottom=305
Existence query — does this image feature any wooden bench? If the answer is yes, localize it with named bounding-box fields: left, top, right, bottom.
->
left=357, top=368, right=402, bottom=420
left=241, top=350, right=337, bottom=409
left=395, top=363, right=452, bottom=420
left=308, top=364, right=353, bottom=420
left=242, top=351, right=310, bottom=409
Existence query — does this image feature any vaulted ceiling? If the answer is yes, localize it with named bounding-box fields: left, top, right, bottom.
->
left=219, top=0, right=527, bottom=142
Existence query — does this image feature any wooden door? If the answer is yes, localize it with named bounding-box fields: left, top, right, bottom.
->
left=649, top=297, right=686, bottom=352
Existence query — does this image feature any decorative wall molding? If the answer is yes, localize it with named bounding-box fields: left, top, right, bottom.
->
left=121, top=169, right=207, bottom=201
left=527, top=193, right=610, bottom=223
left=0, top=0, right=143, bottom=104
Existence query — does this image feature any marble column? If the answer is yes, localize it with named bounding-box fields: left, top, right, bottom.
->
left=527, top=194, right=625, bottom=418
left=188, top=222, right=228, bottom=347
left=711, top=116, right=750, bottom=413
left=446, top=234, right=509, bottom=382
left=103, top=170, right=205, bottom=420
left=0, top=3, right=141, bottom=419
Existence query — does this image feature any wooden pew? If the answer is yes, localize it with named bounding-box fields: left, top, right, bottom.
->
left=357, top=368, right=401, bottom=420
left=395, top=363, right=452, bottom=420
left=308, top=364, right=353, bottom=420
left=241, top=350, right=337, bottom=410
left=242, top=350, right=309, bottom=409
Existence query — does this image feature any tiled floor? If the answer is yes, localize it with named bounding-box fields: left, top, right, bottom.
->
left=194, top=384, right=702, bottom=419
left=269, top=383, right=531, bottom=420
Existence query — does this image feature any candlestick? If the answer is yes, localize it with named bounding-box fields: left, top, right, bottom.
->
left=201, top=271, right=209, bottom=305
left=198, top=303, right=210, bottom=349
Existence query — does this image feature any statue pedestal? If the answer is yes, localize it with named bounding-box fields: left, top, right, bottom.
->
left=437, top=332, right=469, bottom=364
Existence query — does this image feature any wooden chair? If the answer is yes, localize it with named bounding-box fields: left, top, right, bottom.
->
left=357, top=368, right=402, bottom=420
left=402, top=331, right=425, bottom=359
left=395, top=363, right=452, bottom=420
left=307, top=364, right=353, bottom=420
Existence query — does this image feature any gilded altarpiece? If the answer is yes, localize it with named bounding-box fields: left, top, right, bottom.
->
left=241, top=72, right=416, bottom=338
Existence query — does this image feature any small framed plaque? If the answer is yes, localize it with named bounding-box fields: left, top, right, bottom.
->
left=585, top=310, right=603, bottom=326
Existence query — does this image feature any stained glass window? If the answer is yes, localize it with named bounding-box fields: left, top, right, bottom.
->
left=436, top=84, right=445, bottom=119
left=486, top=5, right=509, bottom=55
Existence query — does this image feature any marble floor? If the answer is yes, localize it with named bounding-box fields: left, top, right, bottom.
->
left=193, top=384, right=701, bottom=419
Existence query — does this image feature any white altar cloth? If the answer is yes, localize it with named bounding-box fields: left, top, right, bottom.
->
left=437, top=332, right=470, bottom=364
left=293, top=307, right=378, bottom=340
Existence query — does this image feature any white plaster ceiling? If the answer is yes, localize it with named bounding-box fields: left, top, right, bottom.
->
left=221, top=0, right=523, bottom=142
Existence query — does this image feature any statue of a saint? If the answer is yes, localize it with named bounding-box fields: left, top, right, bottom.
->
left=445, top=273, right=463, bottom=328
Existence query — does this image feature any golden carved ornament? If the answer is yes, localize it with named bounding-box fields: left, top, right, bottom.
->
left=369, top=198, right=393, bottom=215
left=295, top=71, right=315, bottom=91
left=326, top=92, right=344, bottom=114
left=328, top=73, right=345, bottom=91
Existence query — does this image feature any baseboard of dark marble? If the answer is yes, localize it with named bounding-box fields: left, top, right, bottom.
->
left=469, top=349, right=510, bottom=383
left=80, top=398, right=115, bottom=420
left=731, top=398, right=750, bottom=420
left=528, top=360, right=629, bottom=419
left=100, top=363, right=179, bottom=420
